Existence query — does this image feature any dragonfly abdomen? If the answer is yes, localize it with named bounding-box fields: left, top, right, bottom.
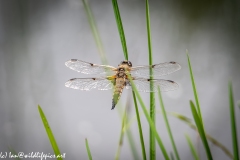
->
left=112, top=78, right=125, bottom=110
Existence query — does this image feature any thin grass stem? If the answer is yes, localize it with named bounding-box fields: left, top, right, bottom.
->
left=185, top=134, right=200, bottom=160
left=85, top=139, right=93, bottom=160
left=112, top=0, right=128, bottom=60
left=146, top=0, right=155, bottom=159
left=115, top=108, right=127, bottom=160
left=187, top=52, right=202, bottom=123
left=132, top=91, right=147, bottom=160
left=128, top=74, right=170, bottom=160
left=158, top=87, right=180, bottom=160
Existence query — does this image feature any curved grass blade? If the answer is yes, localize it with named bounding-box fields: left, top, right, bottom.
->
left=124, top=96, right=140, bottom=160
left=190, top=101, right=212, bottom=160
left=158, top=87, right=180, bottom=160
left=112, top=0, right=128, bottom=60
left=82, top=0, right=108, bottom=64
left=146, top=1, right=156, bottom=159
left=85, top=138, right=93, bottom=160
left=172, top=112, right=233, bottom=159
left=185, top=134, right=200, bottom=160
left=128, top=74, right=170, bottom=160
left=115, top=108, right=127, bottom=160
left=187, top=52, right=202, bottom=122
left=229, top=82, right=239, bottom=160
left=38, top=105, right=62, bottom=160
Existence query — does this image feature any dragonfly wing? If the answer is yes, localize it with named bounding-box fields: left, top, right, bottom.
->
left=65, top=78, right=114, bottom=91
left=65, top=59, right=116, bottom=74
left=130, top=62, right=181, bottom=77
left=125, top=78, right=179, bottom=92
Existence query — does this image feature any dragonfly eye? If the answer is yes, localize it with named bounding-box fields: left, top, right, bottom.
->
left=128, top=61, right=132, bottom=67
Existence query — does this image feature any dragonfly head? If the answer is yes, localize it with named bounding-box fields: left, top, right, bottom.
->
left=119, top=60, right=132, bottom=67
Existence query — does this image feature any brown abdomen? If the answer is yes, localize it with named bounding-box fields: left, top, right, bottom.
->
left=112, top=78, right=125, bottom=110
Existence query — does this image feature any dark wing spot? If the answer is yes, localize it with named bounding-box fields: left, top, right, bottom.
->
left=152, top=64, right=156, bottom=68
left=92, top=78, right=96, bottom=80
left=90, top=63, right=94, bottom=66
left=70, top=78, right=77, bottom=81
left=147, top=79, right=151, bottom=81
left=71, top=59, right=78, bottom=61
left=167, top=80, right=174, bottom=83
left=170, top=61, right=176, bottom=64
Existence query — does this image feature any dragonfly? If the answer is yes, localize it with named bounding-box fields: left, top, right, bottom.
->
left=65, top=59, right=181, bottom=110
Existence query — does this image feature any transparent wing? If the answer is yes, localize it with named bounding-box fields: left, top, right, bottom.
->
left=130, top=61, right=181, bottom=78
left=65, top=59, right=116, bottom=74
left=65, top=78, right=113, bottom=91
left=125, top=78, right=178, bottom=92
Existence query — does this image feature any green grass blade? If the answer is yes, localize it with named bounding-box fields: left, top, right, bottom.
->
left=85, top=139, right=93, bottom=160
left=190, top=101, right=212, bottom=160
left=128, top=74, right=170, bottom=160
left=187, top=52, right=202, bottom=122
left=112, top=0, right=128, bottom=60
left=116, top=98, right=140, bottom=160
left=82, top=0, right=108, bottom=64
left=185, top=134, right=200, bottom=160
left=146, top=1, right=156, bottom=159
left=158, top=87, right=180, bottom=160
left=124, top=97, right=140, bottom=160
left=229, top=81, right=239, bottom=160
left=38, top=105, right=62, bottom=160
left=115, top=109, right=127, bottom=160
left=172, top=112, right=234, bottom=159
left=132, top=91, right=147, bottom=160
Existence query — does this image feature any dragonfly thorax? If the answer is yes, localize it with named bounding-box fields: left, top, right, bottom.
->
left=117, top=67, right=127, bottom=78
